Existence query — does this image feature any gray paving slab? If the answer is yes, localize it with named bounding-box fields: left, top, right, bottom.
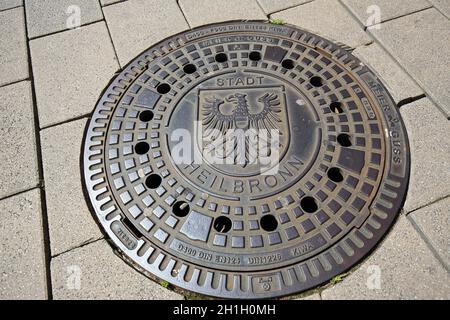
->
left=30, top=22, right=119, bottom=128
left=25, top=0, right=103, bottom=38
left=0, top=0, right=22, bottom=11
left=0, top=7, right=28, bottom=87
left=352, top=43, right=424, bottom=103
left=257, top=0, right=310, bottom=14
left=179, top=0, right=267, bottom=28
left=51, top=239, right=184, bottom=299
left=410, top=198, right=450, bottom=269
left=271, top=0, right=371, bottom=48
left=0, top=189, right=47, bottom=299
left=41, top=119, right=103, bottom=256
left=104, top=0, right=189, bottom=67
left=429, top=0, right=450, bottom=18
left=321, top=216, right=450, bottom=300
left=400, top=99, right=450, bottom=213
left=342, top=0, right=431, bottom=27
left=370, top=9, right=450, bottom=118
left=0, top=81, right=39, bottom=199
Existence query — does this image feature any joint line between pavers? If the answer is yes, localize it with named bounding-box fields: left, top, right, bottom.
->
left=102, top=0, right=129, bottom=8
left=176, top=0, right=193, bottom=29
left=40, top=113, right=91, bottom=131
left=338, top=1, right=449, bottom=120
left=406, top=215, right=450, bottom=274
left=0, top=77, right=31, bottom=90
left=0, top=5, right=22, bottom=14
left=266, top=0, right=315, bottom=16
left=99, top=0, right=123, bottom=68
left=406, top=194, right=450, bottom=216
left=0, top=186, right=41, bottom=203
left=23, top=3, right=54, bottom=300
left=365, top=6, right=433, bottom=29
left=27, top=18, right=104, bottom=41
left=51, top=237, right=105, bottom=259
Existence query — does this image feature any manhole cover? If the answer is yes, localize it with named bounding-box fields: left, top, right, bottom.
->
left=83, top=21, right=410, bottom=299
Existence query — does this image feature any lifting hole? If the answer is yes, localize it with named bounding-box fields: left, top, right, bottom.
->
left=215, top=53, right=228, bottom=63
left=330, top=102, right=344, bottom=114
left=328, top=167, right=344, bottom=183
left=213, top=216, right=232, bottom=233
left=337, top=134, right=352, bottom=147
left=157, top=83, right=171, bottom=94
left=310, top=76, right=323, bottom=87
left=249, top=51, right=262, bottom=61
left=135, top=141, right=149, bottom=155
left=139, top=110, right=154, bottom=122
left=301, top=196, right=318, bottom=213
left=281, top=59, right=295, bottom=69
left=172, top=201, right=190, bottom=217
left=183, top=63, right=197, bottom=74
left=145, top=174, right=162, bottom=189
left=260, top=214, right=278, bottom=232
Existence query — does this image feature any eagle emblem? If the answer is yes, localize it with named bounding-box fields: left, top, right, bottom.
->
left=198, top=87, right=289, bottom=169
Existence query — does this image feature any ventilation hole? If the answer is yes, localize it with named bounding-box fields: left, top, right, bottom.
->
left=215, top=53, right=228, bottom=63
left=249, top=51, right=261, bottom=61
left=134, top=141, right=149, bottom=154
left=260, top=214, right=278, bottom=232
left=157, top=83, right=171, bottom=94
left=330, top=101, right=344, bottom=114
left=213, top=216, right=232, bottom=233
left=281, top=59, right=295, bottom=69
left=172, top=201, right=190, bottom=217
left=139, top=110, right=154, bottom=122
left=301, top=196, right=318, bottom=213
left=328, top=167, right=344, bottom=183
left=145, top=174, right=162, bottom=189
left=337, top=134, right=352, bottom=147
left=183, top=63, right=197, bottom=74
left=310, top=76, right=323, bottom=87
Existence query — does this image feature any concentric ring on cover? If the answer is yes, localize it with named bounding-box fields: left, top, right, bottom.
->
left=82, top=21, right=410, bottom=299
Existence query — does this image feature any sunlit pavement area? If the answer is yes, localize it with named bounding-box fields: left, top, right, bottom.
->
left=0, top=0, right=449, bottom=300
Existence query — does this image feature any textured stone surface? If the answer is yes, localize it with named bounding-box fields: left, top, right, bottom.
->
left=321, top=216, right=450, bottom=300
left=25, top=0, right=103, bottom=38
left=353, top=43, right=423, bottom=103
left=104, top=0, right=189, bottom=66
left=342, top=0, right=431, bottom=26
left=400, top=99, right=450, bottom=213
left=0, top=189, right=47, bottom=299
left=51, top=240, right=184, bottom=299
left=271, top=0, right=371, bottom=48
left=370, top=9, right=450, bottom=118
left=180, top=0, right=266, bottom=28
left=0, top=7, right=28, bottom=87
left=429, top=0, right=450, bottom=18
left=258, top=0, right=310, bottom=14
left=0, top=0, right=22, bottom=11
left=30, top=22, right=119, bottom=127
left=410, top=198, right=450, bottom=269
left=41, top=119, right=103, bottom=256
left=0, top=81, right=39, bottom=199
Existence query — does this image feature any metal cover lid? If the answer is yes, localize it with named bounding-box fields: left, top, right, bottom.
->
left=82, top=21, right=410, bottom=299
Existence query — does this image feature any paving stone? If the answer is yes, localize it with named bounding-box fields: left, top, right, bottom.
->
left=258, top=0, right=310, bottom=14
left=295, top=293, right=321, bottom=300
left=41, top=119, right=103, bottom=256
left=352, top=43, right=423, bottom=103
left=51, top=239, right=184, bottom=299
left=271, top=0, right=371, bottom=48
left=0, top=0, right=22, bottom=11
left=321, top=216, right=450, bottom=300
left=104, top=0, right=189, bottom=67
left=179, top=0, right=267, bottom=28
left=25, top=0, right=103, bottom=38
left=0, top=7, right=28, bottom=87
left=400, top=99, right=450, bottom=213
left=0, top=81, right=39, bottom=199
left=410, top=198, right=450, bottom=268
left=0, top=189, right=47, bottom=299
left=370, top=9, right=450, bottom=118
left=342, top=0, right=431, bottom=27
left=429, top=0, right=450, bottom=18
left=30, top=22, right=119, bottom=127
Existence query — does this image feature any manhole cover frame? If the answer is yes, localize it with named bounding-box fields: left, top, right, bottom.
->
left=82, top=20, right=410, bottom=299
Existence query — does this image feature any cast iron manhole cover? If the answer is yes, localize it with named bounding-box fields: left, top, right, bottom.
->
left=83, top=21, right=410, bottom=299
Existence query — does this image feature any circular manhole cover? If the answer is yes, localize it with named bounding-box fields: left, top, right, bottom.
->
left=83, top=21, right=410, bottom=299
